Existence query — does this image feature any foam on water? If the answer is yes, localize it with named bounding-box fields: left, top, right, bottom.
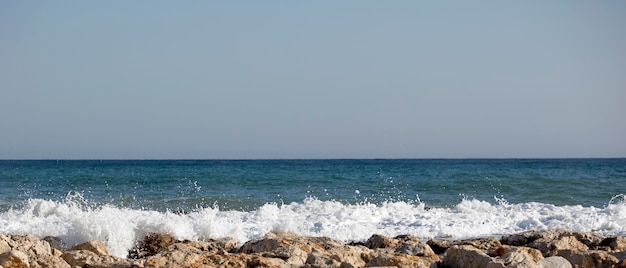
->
left=1, top=196, right=625, bottom=257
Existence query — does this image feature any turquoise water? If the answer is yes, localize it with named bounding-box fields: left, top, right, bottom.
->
left=1, top=159, right=625, bottom=257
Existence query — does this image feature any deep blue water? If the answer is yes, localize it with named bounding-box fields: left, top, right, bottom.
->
left=1, top=159, right=624, bottom=211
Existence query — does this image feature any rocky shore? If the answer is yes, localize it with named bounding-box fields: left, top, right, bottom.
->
left=1, top=229, right=625, bottom=268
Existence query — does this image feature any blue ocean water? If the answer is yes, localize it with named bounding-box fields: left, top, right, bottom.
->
left=1, top=159, right=625, bottom=257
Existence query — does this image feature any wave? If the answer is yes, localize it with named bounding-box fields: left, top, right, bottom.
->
left=1, top=195, right=625, bottom=257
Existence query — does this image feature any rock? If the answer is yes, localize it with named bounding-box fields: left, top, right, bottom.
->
left=537, top=256, right=572, bottom=268
left=322, top=245, right=373, bottom=268
left=366, top=234, right=399, bottom=249
left=247, top=256, right=288, bottom=268
left=0, top=241, right=10, bottom=255
left=41, top=237, right=64, bottom=252
left=501, top=229, right=605, bottom=255
left=0, top=250, right=30, bottom=268
left=70, top=240, right=109, bottom=256
left=128, top=233, right=178, bottom=259
left=367, top=250, right=438, bottom=268
left=238, top=232, right=345, bottom=267
left=495, top=245, right=544, bottom=263
left=443, top=245, right=506, bottom=268
left=428, top=237, right=502, bottom=255
left=6, top=235, right=52, bottom=258
left=614, top=260, right=626, bottom=268
left=306, top=248, right=341, bottom=267
left=30, top=254, right=71, bottom=268
left=143, top=243, right=205, bottom=268
left=61, top=250, right=134, bottom=268
left=530, top=235, right=589, bottom=257
left=557, top=249, right=619, bottom=268
left=570, top=232, right=605, bottom=249
left=598, top=237, right=626, bottom=252
left=498, top=248, right=541, bottom=268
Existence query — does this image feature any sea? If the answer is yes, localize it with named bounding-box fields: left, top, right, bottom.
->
left=0, top=159, right=625, bottom=257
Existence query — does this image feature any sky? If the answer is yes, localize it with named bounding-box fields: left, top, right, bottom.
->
left=1, top=1, right=625, bottom=159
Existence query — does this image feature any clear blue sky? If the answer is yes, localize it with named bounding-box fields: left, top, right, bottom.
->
left=1, top=1, right=625, bottom=159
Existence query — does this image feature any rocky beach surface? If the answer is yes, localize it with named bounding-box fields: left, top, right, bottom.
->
left=0, top=229, right=625, bottom=268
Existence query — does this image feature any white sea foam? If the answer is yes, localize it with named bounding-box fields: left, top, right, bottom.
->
left=1, top=197, right=625, bottom=257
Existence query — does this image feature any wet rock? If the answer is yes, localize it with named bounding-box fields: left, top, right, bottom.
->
left=0, top=250, right=30, bottom=268
left=128, top=233, right=177, bottom=259
left=537, top=256, right=572, bottom=268
left=70, top=240, right=109, bottom=256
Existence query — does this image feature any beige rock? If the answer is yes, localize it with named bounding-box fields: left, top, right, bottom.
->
left=428, top=237, right=502, bottom=255
left=557, top=249, right=619, bottom=268
left=367, top=250, right=438, bottom=268
left=496, top=245, right=544, bottom=262
left=29, top=254, right=71, bottom=268
left=305, top=247, right=340, bottom=267
left=143, top=243, right=206, bottom=268
left=394, top=240, right=439, bottom=262
left=61, top=250, right=134, bottom=268
left=70, top=240, right=109, bottom=256
left=322, top=245, right=372, bottom=268
left=248, top=256, right=289, bottom=268
left=537, top=256, right=572, bottom=268
left=7, top=235, right=52, bottom=258
left=238, top=232, right=345, bottom=267
left=443, top=245, right=506, bottom=268
left=0, top=241, right=10, bottom=255
left=200, top=252, right=249, bottom=268
left=0, top=250, right=29, bottom=268
left=366, top=234, right=399, bottom=249
left=501, top=229, right=605, bottom=253
left=498, top=249, right=540, bottom=268
left=531, top=236, right=589, bottom=257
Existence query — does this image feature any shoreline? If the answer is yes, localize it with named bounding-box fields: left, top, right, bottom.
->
left=1, top=229, right=625, bottom=267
